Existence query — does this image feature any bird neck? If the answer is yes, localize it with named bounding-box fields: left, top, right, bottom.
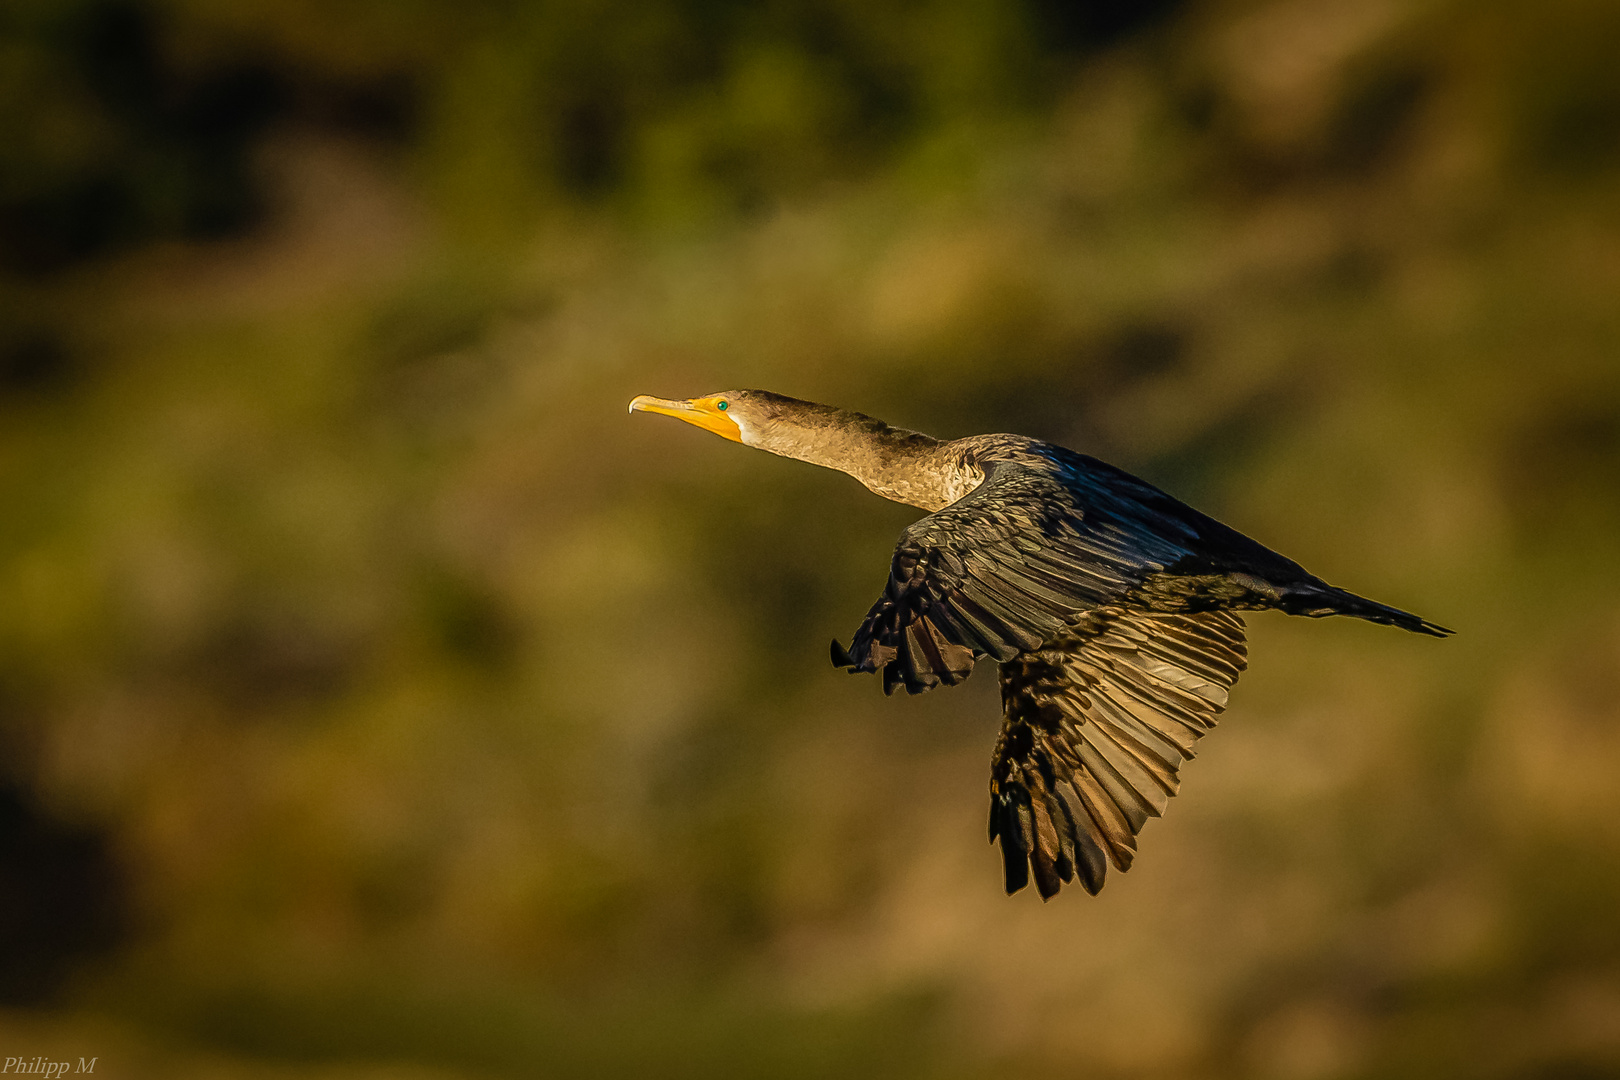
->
left=748, top=409, right=972, bottom=511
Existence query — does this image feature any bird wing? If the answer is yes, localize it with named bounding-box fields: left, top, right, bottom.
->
left=989, top=609, right=1247, bottom=899
left=835, top=461, right=1203, bottom=694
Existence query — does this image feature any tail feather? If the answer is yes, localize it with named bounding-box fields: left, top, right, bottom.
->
left=1285, top=584, right=1453, bottom=637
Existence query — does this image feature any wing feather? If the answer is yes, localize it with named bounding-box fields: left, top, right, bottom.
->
left=989, top=610, right=1248, bottom=898
left=838, top=463, right=1196, bottom=694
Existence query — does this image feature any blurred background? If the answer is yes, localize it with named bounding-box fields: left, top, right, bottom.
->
left=1, top=0, right=1618, bottom=1076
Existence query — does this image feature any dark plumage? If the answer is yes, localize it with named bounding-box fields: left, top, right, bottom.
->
left=631, top=388, right=1452, bottom=899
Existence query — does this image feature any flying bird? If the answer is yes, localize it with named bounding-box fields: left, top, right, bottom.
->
left=629, top=389, right=1451, bottom=899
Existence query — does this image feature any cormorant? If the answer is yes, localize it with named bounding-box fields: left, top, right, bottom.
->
left=630, top=389, right=1451, bottom=899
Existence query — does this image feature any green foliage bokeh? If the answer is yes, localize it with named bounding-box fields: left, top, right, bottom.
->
left=2, top=1, right=1620, bottom=1077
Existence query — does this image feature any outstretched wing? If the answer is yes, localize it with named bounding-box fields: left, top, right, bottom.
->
left=835, top=461, right=1207, bottom=694
left=989, top=609, right=1247, bottom=899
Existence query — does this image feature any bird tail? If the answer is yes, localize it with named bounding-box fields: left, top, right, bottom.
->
left=1282, top=582, right=1453, bottom=637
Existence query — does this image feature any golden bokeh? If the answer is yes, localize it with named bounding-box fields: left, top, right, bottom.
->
left=1, top=0, right=1618, bottom=1076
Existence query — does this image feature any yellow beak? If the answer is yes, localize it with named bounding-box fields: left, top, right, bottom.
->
left=628, top=394, right=743, bottom=443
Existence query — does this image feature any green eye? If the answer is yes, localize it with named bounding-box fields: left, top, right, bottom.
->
left=717, top=400, right=729, bottom=411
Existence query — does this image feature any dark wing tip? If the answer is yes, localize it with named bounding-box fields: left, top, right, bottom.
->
left=1418, top=619, right=1455, bottom=638
left=1000, top=842, right=1030, bottom=896
left=991, top=794, right=1031, bottom=895
left=882, top=665, right=903, bottom=696
left=830, top=639, right=854, bottom=668
left=1032, top=859, right=1063, bottom=901
left=1076, top=855, right=1106, bottom=896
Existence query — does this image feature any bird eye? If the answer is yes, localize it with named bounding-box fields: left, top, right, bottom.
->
left=717, top=400, right=729, bottom=411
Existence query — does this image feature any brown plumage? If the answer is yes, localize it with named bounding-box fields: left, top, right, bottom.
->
left=631, top=389, right=1451, bottom=899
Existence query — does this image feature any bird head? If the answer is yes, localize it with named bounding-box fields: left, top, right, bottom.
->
left=628, top=391, right=761, bottom=445
left=629, top=389, right=915, bottom=475
left=630, top=388, right=948, bottom=506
